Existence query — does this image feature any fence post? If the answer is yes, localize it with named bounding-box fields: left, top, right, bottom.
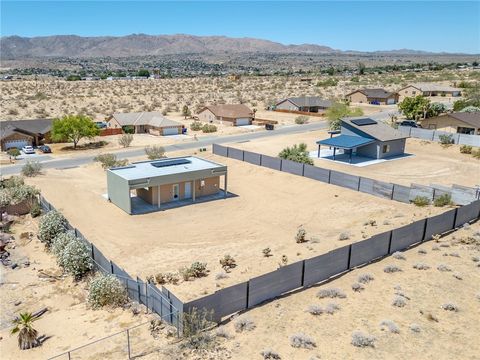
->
left=126, top=329, right=131, bottom=359
left=145, top=283, right=148, bottom=311
left=68, top=351, right=71, bottom=360
left=90, top=243, right=94, bottom=261
left=110, top=260, right=114, bottom=274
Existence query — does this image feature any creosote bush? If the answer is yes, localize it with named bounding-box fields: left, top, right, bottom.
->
left=219, top=255, right=236, bottom=272
left=307, top=305, right=323, bottom=315
left=392, top=296, right=407, bottom=308
left=21, top=161, right=42, bottom=177
left=357, top=273, right=374, bottom=284
left=351, top=331, right=375, bottom=348
left=179, top=262, right=208, bottom=281
left=392, top=251, right=406, bottom=260
left=460, top=145, right=472, bottom=154
left=94, top=153, right=128, bottom=169
left=295, top=115, right=309, bottom=124
left=190, top=121, right=202, bottom=131
left=351, top=283, right=365, bottom=292
left=380, top=320, right=400, bottom=334
left=145, top=145, right=166, bottom=160
left=412, top=196, right=430, bottom=207
left=290, top=333, right=316, bottom=349
left=234, top=317, right=256, bottom=332
left=317, top=288, right=346, bottom=299
left=60, top=238, right=93, bottom=279
left=384, top=265, right=402, bottom=273
left=434, top=193, right=453, bottom=207
left=87, top=274, right=128, bottom=309
left=295, top=226, right=307, bottom=243
left=202, top=124, right=217, bottom=133
left=261, top=349, right=281, bottom=359
left=118, top=133, right=133, bottom=148
left=38, top=210, right=67, bottom=247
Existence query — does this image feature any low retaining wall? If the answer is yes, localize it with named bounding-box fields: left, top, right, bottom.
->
left=0, top=198, right=32, bottom=215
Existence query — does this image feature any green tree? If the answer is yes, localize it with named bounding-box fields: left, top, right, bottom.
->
left=326, top=102, right=364, bottom=130
left=398, top=96, right=431, bottom=120
left=51, top=114, right=100, bottom=149
left=428, top=102, right=447, bottom=117
left=137, top=69, right=150, bottom=77
left=11, top=312, right=38, bottom=350
left=7, top=148, right=20, bottom=159
left=358, top=62, right=366, bottom=75
left=182, top=105, right=191, bottom=119
left=278, top=143, right=313, bottom=165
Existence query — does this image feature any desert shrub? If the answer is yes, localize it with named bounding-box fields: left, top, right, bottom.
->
left=202, top=124, right=217, bottom=133
left=453, top=272, right=463, bottom=280
left=21, top=161, right=42, bottom=177
left=338, top=232, right=350, bottom=241
left=380, top=320, right=400, bottom=334
left=154, top=272, right=179, bottom=285
left=219, top=255, right=236, bottom=272
left=29, top=200, right=42, bottom=218
left=118, top=134, right=133, bottom=148
left=87, top=274, right=128, bottom=309
left=190, top=121, right=202, bottom=131
left=215, top=327, right=231, bottom=339
left=234, top=317, right=255, bottom=332
left=409, top=323, right=421, bottom=333
left=439, top=134, right=454, bottom=145
left=351, top=283, right=365, bottom=292
left=317, top=288, right=346, bottom=299
left=180, top=262, right=208, bottom=281
left=279, top=255, right=288, bottom=267
left=214, top=272, right=228, bottom=280
left=413, top=263, right=430, bottom=270
left=180, top=333, right=215, bottom=350
left=357, top=273, right=374, bottom=284
left=182, top=308, right=215, bottom=338
left=442, top=303, right=459, bottom=312
left=261, top=349, right=281, bottom=359
left=295, top=115, right=309, bottom=124
left=7, top=148, right=21, bottom=159
left=278, top=143, right=313, bottom=165
left=145, top=145, right=166, bottom=160
left=384, top=265, right=402, bottom=273
left=262, top=247, right=272, bottom=257
left=295, top=226, right=307, bottom=243
left=290, top=333, right=316, bottom=349
left=60, top=238, right=93, bottom=279
left=449, top=252, right=460, bottom=258
left=351, top=331, right=375, bottom=348
left=51, top=230, right=76, bottom=258
left=434, top=194, right=452, bottom=207
left=307, top=305, right=323, bottom=315
left=392, top=251, right=406, bottom=260
left=0, top=177, right=39, bottom=207
left=412, top=196, right=430, bottom=207
left=93, top=153, right=128, bottom=169
left=472, top=148, right=480, bottom=159
left=324, top=303, right=340, bottom=314
left=460, top=145, right=472, bottom=154
left=437, top=264, right=452, bottom=272
left=38, top=210, right=67, bottom=247
left=418, top=248, right=427, bottom=254
left=392, top=296, right=407, bottom=307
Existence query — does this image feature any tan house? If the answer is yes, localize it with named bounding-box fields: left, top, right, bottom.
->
left=419, top=112, right=480, bottom=135
left=197, top=104, right=253, bottom=126
left=1, top=119, right=52, bottom=151
left=346, top=89, right=399, bottom=105
left=397, top=83, right=462, bottom=100
left=107, top=112, right=184, bottom=135
left=274, top=96, right=332, bottom=113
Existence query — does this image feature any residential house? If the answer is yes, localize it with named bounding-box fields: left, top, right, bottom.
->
left=0, top=119, right=53, bottom=151
left=274, top=96, right=332, bottom=113
left=197, top=104, right=253, bottom=126
left=419, top=112, right=480, bottom=135
left=107, top=112, right=184, bottom=135
left=397, top=83, right=462, bottom=100
left=316, top=117, right=408, bottom=162
left=346, top=88, right=399, bottom=105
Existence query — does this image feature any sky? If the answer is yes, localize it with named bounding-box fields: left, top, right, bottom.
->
left=1, top=1, right=479, bottom=53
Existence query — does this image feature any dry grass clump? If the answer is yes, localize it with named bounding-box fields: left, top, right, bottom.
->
left=338, top=232, right=350, bottom=241
left=357, top=273, right=374, bottom=284
left=453, top=272, right=463, bottom=280
left=413, top=263, right=430, bottom=270
left=384, top=265, right=402, bottom=273
left=316, top=288, right=346, bottom=299
left=442, top=303, right=459, bottom=312
left=290, top=333, right=316, bottom=349
left=234, top=317, right=256, bottom=333
left=306, top=305, right=324, bottom=316
left=409, top=323, right=421, bottom=333
left=351, top=331, right=375, bottom=348
left=392, top=296, right=407, bottom=308
left=380, top=320, right=400, bottom=334
left=215, top=327, right=231, bottom=339
left=351, top=282, right=365, bottom=292
left=261, top=349, right=281, bottom=359
left=324, top=303, right=340, bottom=314
left=392, top=251, right=406, bottom=260
left=437, top=264, right=452, bottom=272
left=418, top=248, right=427, bottom=255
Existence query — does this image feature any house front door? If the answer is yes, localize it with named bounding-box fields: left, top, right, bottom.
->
left=184, top=182, right=192, bottom=199
left=172, top=184, right=180, bottom=201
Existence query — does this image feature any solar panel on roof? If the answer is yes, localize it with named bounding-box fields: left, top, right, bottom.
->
left=351, top=118, right=377, bottom=126
left=150, top=159, right=191, bottom=168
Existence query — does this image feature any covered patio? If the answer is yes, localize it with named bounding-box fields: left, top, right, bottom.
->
left=316, top=135, right=375, bottom=164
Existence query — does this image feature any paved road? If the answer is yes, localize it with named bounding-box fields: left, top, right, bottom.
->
left=1, top=121, right=328, bottom=176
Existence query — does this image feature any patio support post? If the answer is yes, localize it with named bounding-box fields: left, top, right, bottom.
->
left=317, top=144, right=321, bottom=158
left=192, top=181, right=196, bottom=202
left=157, top=185, right=161, bottom=209
left=349, top=150, right=353, bottom=164
left=333, top=147, right=336, bottom=160
left=224, top=173, right=228, bottom=198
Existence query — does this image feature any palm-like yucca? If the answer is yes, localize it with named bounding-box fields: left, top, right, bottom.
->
left=11, top=312, right=39, bottom=350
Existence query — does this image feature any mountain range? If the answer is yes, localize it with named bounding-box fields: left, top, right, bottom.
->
left=0, top=34, right=450, bottom=59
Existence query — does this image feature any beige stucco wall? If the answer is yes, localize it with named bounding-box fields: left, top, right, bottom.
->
left=348, top=92, right=368, bottom=104
left=197, top=109, right=216, bottom=123
left=398, top=86, right=422, bottom=100
left=420, top=116, right=480, bottom=134
left=107, top=117, right=123, bottom=129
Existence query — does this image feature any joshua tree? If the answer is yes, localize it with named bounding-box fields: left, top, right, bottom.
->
left=11, top=312, right=39, bottom=350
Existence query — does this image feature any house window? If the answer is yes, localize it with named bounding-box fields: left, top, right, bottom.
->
left=412, top=91, right=416, bottom=95
left=200, top=180, right=205, bottom=188
left=457, top=127, right=475, bottom=135
left=382, top=144, right=390, bottom=153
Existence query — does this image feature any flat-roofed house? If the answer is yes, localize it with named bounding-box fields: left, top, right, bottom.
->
left=107, top=112, right=184, bottom=135
left=316, top=117, right=409, bottom=163
left=419, top=112, right=480, bottom=135
left=346, top=89, right=399, bottom=105
left=397, top=83, right=462, bottom=100
left=274, top=96, right=332, bottom=113
left=197, top=104, right=253, bottom=126
left=107, top=156, right=228, bottom=214
left=0, top=119, right=53, bottom=151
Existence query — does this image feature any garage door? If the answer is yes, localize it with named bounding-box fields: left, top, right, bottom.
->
left=4, top=139, right=31, bottom=150
left=162, top=127, right=179, bottom=136
left=236, top=118, right=251, bottom=126
left=387, top=98, right=396, bottom=105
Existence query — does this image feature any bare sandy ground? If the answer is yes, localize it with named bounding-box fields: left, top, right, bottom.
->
left=229, top=130, right=480, bottom=187
left=25, top=150, right=445, bottom=302
left=0, top=216, right=164, bottom=360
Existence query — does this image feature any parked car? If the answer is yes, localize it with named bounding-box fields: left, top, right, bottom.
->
left=38, top=145, right=52, bottom=153
left=399, top=120, right=421, bottom=128
left=95, top=121, right=107, bottom=129
left=21, top=145, right=35, bottom=154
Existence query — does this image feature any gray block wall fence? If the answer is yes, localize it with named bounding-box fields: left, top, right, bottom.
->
left=211, top=143, right=478, bottom=205
left=399, top=126, right=480, bottom=147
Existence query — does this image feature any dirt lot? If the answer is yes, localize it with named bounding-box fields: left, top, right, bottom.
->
left=26, top=150, right=446, bottom=302
left=228, top=129, right=480, bottom=187
left=0, top=216, right=165, bottom=360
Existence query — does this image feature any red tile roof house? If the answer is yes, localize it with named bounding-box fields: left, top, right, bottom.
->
left=106, top=112, right=184, bottom=135
left=197, top=104, right=254, bottom=126
left=346, top=89, right=399, bottom=105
